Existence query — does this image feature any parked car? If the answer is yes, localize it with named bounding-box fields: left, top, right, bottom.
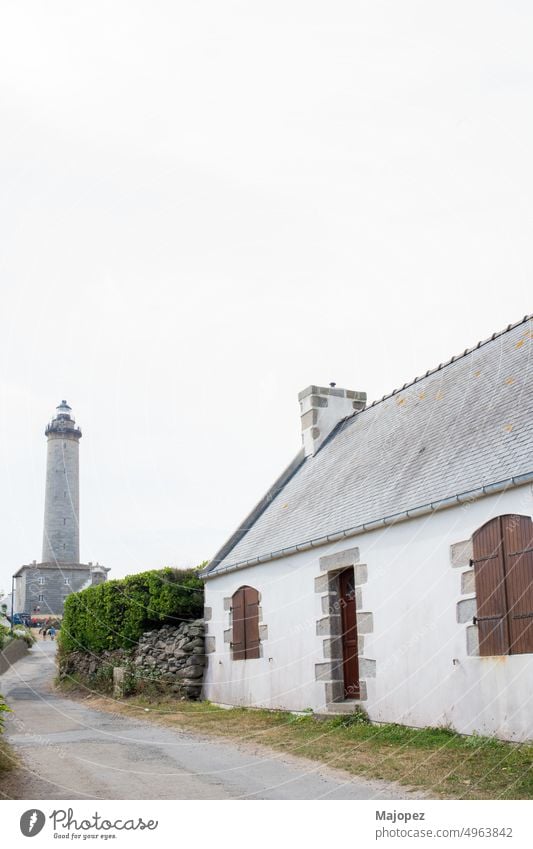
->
left=7, top=613, right=31, bottom=627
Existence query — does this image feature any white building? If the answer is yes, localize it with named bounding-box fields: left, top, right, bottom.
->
left=202, top=316, right=533, bottom=741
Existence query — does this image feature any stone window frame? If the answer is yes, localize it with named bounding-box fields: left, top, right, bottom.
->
left=221, top=588, right=268, bottom=660
left=203, top=605, right=216, bottom=655
left=315, top=546, right=376, bottom=706
left=451, top=537, right=479, bottom=656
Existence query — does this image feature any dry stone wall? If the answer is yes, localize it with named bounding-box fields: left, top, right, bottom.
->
left=58, top=619, right=206, bottom=700
left=134, top=620, right=206, bottom=698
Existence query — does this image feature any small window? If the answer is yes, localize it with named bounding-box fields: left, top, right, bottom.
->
left=472, top=514, right=533, bottom=656
left=38, top=594, right=44, bottom=602
left=63, top=518, right=67, bottom=525
left=64, top=578, right=70, bottom=585
left=38, top=577, right=45, bottom=585
left=231, top=586, right=260, bottom=660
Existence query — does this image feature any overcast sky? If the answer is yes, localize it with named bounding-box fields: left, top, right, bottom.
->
left=0, top=1, right=531, bottom=592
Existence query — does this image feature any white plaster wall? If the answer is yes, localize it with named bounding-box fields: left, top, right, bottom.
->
left=203, top=553, right=325, bottom=711
left=205, top=484, right=533, bottom=740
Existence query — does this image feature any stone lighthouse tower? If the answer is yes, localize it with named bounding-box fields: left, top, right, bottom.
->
left=42, top=400, right=81, bottom=564
left=13, top=400, right=109, bottom=618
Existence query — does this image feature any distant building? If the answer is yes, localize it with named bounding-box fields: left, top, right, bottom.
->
left=14, top=401, right=109, bottom=617
left=0, top=591, right=12, bottom=624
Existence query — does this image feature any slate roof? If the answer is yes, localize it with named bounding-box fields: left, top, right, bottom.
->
left=207, top=316, right=533, bottom=576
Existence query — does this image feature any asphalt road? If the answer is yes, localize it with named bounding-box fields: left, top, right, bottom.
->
left=1, top=641, right=420, bottom=800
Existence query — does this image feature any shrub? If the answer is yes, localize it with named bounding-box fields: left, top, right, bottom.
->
left=0, top=694, right=11, bottom=733
left=12, top=626, right=36, bottom=647
left=59, top=566, right=204, bottom=653
left=328, top=706, right=371, bottom=728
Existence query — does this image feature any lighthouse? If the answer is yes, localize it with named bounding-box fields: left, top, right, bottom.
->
left=13, top=401, right=109, bottom=618
left=42, top=400, right=82, bottom=564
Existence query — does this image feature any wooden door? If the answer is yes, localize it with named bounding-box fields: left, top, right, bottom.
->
left=339, top=568, right=360, bottom=699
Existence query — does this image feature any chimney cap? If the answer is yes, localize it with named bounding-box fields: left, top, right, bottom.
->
left=329, top=382, right=336, bottom=388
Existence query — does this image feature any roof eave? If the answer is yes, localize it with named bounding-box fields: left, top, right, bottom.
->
left=202, top=471, right=533, bottom=580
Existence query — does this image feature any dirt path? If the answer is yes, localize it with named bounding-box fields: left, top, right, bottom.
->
left=1, top=642, right=422, bottom=800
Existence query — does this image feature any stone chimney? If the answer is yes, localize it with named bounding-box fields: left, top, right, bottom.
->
left=299, top=384, right=366, bottom=457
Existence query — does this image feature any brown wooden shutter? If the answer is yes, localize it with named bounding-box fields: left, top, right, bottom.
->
left=231, top=588, right=246, bottom=660
left=472, top=517, right=509, bottom=656
left=501, top=515, right=533, bottom=655
left=243, top=586, right=260, bottom=659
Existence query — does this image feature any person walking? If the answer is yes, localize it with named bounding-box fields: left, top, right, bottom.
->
left=48, top=626, right=56, bottom=641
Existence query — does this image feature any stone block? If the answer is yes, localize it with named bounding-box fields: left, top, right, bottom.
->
left=322, top=637, right=343, bottom=660
left=316, top=613, right=341, bottom=636
left=466, top=625, right=480, bottom=656
left=315, top=662, right=334, bottom=681
left=205, top=636, right=216, bottom=654
left=259, top=624, right=268, bottom=641
left=203, top=606, right=212, bottom=621
left=324, top=680, right=344, bottom=703
left=223, top=628, right=232, bottom=643
left=456, top=598, right=476, bottom=624
left=461, top=569, right=476, bottom=595
left=113, top=667, right=125, bottom=699
left=346, top=390, right=367, bottom=402
left=187, top=654, right=206, bottom=666
left=314, top=574, right=329, bottom=593
left=179, top=665, right=204, bottom=679
left=359, top=658, right=376, bottom=678
left=316, top=616, right=331, bottom=636
left=298, top=385, right=320, bottom=401
left=356, top=612, right=374, bottom=634
left=319, top=547, right=360, bottom=573
left=451, top=539, right=473, bottom=568
left=354, top=563, right=368, bottom=585
left=321, top=594, right=337, bottom=615
left=324, top=679, right=368, bottom=703
left=301, top=409, right=318, bottom=429
left=223, top=597, right=232, bottom=611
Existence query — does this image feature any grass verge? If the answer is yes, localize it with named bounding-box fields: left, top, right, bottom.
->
left=0, top=738, right=17, bottom=776
left=57, top=677, right=533, bottom=800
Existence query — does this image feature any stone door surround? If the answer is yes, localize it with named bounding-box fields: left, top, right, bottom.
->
left=315, top=546, right=375, bottom=706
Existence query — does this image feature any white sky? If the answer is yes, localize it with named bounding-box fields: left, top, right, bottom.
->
left=0, top=1, right=531, bottom=592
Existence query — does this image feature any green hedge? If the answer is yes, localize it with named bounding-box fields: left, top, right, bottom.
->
left=59, top=567, right=204, bottom=653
